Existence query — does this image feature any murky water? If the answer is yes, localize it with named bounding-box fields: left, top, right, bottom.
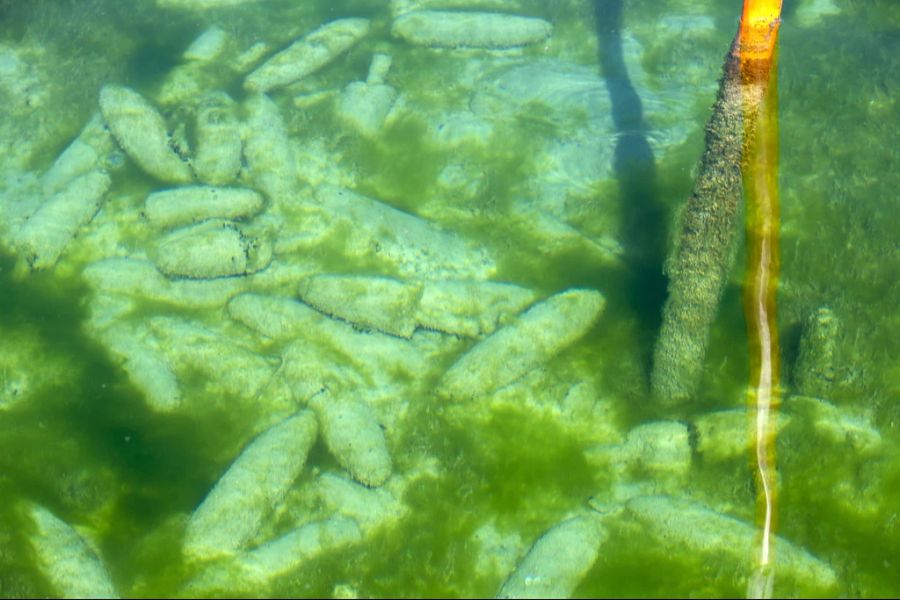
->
left=0, top=0, right=897, bottom=597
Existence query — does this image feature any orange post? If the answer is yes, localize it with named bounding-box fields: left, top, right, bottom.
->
left=738, top=0, right=783, bottom=597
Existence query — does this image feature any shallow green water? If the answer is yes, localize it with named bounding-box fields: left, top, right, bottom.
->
left=0, top=0, right=898, bottom=598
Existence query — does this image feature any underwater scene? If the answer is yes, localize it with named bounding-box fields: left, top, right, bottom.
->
left=0, top=0, right=897, bottom=597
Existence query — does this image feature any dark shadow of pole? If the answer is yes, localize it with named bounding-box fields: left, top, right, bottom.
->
left=592, top=0, right=669, bottom=372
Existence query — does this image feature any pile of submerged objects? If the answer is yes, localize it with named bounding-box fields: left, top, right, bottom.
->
left=1, top=0, right=879, bottom=597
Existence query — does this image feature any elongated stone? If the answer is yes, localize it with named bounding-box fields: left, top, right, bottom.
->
left=310, top=393, right=392, bottom=487
left=439, top=289, right=604, bottom=400
left=298, top=275, right=422, bottom=338
left=416, top=279, right=537, bottom=337
left=153, top=219, right=271, bottom=279
left=144, top=186, right=263, bottom=228
left=392, top=11, right=551, bottom=49
left=315, top=472, right=405, bottom=534
left=498, top=516, right=604, bottom=599
left=16, top=170, right=110, bottom=269
left=100, top=322, right=181, bottom=411
left=626, top=496, right=839, bottom=593
left=83, top=257, right=244, bottom=309
left=42, top=113, right=116, bottom=196
left=243, top=94, right=296, bottom=202
left=193, top=93, right=243, bottom=185
left=183, top=411, right=318, bottom=561
left=183, top=26, right=227, bottom=62
left=29, top=504, right=119, bottom=599
left=244, top=19, right=370, bottom=93
left=99, top=84, right=193, bottom=183
left=313, top=185, right=495, bottom=279
left=295, top=274, right=536, bottom=338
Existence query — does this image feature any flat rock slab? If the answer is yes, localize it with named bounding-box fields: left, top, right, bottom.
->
left=392, top=11, right=552, bottom=49
left=439, top=288, right=605, bottom=400
left=244, top=19, right=370, bottom=93
left=183, top=411, right=318, bottom=561
left=99, top=84, right=193, bottom=183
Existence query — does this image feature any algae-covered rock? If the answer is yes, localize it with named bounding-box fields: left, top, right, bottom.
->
left=16, top=170, right=111, bottom=269
left=144, top=186, right=263, bottom=229
left=310, top=393, right=392, bottom=487
left=313, top=185, right=495, bottom=279
left=193, top=93, right=243, bottom=185
left=439, top=289, right=605, bottom=400
left=298, top=275, right=422, bottom=338
left=625, top=495, right=839, bottom=594
left=153, top=219, right=271, bottom=279
left=498, top=515, right=604, bottom=599
left=183, top=411, right=318, bottom=561
left=315, top=472, right=406, bottom=534
left=244, top=19, right=370, bottom=93
left=243, top=94, right=297, bottom=202
left=295, top=274, right=536, bottom=339
left=41, top=113, right=117, bottom=196
left=28, top=504, right=119, bottom=599
left=99, top=322, right=181, bottom=412
left=99, top=84, right=193, bottom=183
left=183, top=26, right=228, bottom=62
left=147, top=315, right=278, bottom=401
left=392, top=10, right=552, bottom=49
left=337, top=54, right=397, bottom=137
left=83, top=257, right=245, bottom=309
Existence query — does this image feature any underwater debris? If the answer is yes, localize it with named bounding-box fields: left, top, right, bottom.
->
left=310, top=392, right=393, bottom=488
left=244, top=19, right=370, bottom=93
left=153, top=219, right=271, bottom=279
left=439, top=288, right=605, bottom=401
left=99, top=85, right=193, bottom=183
left=144, top=186, right=264, bottom=229
left=392, top=11, right=552, bottom=49
left=497, top=515, right=604, bottom=599
left=16, top=170, right=110, bottom=270
left=183, top=411, right=318, bottom=561
left=793, top=306, right=840, bottom=398
left=27, top=504, right=119, bottom=599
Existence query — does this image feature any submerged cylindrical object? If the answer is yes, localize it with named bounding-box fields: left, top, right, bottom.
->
left=651, top=47, right=745, bottom=406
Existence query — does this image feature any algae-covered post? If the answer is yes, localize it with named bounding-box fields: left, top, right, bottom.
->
left=650, top=44, right=745, bottom=407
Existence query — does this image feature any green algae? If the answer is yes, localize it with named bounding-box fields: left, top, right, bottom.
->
left=1, top=0, right=898, bottom=597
